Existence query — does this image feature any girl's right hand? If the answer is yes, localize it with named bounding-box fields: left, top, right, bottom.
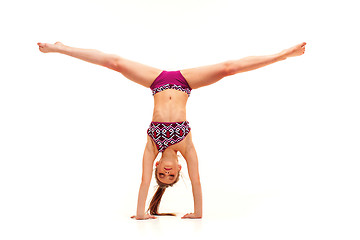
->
left=131, top=214, right=157, bottom=220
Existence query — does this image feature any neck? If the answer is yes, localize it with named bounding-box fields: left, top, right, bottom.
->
left=162, top=148, right=177, bottom=159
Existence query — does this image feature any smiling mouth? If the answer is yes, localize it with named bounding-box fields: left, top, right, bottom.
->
left=164, top=167, right=172, bottom=171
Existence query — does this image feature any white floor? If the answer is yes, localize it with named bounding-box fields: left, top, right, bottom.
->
left=1, top=183, right=359, bottom=240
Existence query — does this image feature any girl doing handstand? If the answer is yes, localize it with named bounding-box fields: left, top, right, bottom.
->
left=37, top=41, right=306, bottom=220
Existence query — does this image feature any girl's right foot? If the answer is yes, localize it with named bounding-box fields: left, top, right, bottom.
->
left=37, top=42, right=65, bottom=53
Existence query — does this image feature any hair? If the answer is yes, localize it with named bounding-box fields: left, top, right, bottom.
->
left=147, top=167, right=181, bottom=216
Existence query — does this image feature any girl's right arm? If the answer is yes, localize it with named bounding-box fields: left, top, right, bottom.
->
left=131, top=136, right=158, bottom=220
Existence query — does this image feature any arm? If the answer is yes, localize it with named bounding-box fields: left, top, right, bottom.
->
left=132, top=136, right=158, bottom=220
left=182, top=135, right=202, bottom=219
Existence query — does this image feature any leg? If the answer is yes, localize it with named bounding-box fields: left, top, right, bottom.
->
left=181, top=42, right=306, bottom=89
left=37, top=42, right=162, bottom=88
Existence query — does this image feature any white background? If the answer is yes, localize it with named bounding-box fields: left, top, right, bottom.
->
left=1, top=0, right=359, bottom=239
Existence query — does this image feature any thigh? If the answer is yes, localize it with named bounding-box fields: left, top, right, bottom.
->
left=112, top=57, right=163, bottom=88
left=180, top=61, right=229, bottom=89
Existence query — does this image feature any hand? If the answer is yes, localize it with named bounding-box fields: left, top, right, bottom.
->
left=181, top=213, right=202, bottom=219
left=131, top=214, right=157, bottom=220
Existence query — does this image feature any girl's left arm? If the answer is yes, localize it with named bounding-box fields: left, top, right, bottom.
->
left=182, top=138, right=202, bottom=219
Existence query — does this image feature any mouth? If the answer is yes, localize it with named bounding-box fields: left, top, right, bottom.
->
left=164, top=167, right=172, bottom=171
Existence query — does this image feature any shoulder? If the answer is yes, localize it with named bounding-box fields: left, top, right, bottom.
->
left=181, top=132, right=197, bottom=161
left=145, top=135, right=158, bottom=156
left=180, top=132, right=200, bottom=183
left=181, top=130, right=193, bottom=148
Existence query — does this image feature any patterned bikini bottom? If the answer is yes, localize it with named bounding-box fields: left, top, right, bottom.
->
left=147, top=121, right=191, bottom=152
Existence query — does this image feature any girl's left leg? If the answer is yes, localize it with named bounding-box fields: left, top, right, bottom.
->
left=181, top=42, right=306, bottom=89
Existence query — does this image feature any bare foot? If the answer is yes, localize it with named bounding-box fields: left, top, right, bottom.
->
left=281, top=42, right=306, bottom=58
left=37, top=42, right=65, bottom=53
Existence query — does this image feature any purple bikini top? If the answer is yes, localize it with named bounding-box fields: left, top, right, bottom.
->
left=150, top=71, right=192, bottom=96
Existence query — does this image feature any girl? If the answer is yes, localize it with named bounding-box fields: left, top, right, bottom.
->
left=37, top=41, right=306, bottom=220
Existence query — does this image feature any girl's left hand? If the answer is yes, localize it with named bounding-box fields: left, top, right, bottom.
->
left=181, top=213, right=202, bottom=219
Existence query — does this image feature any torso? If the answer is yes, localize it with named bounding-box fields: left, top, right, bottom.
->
left=152, top=89, right=188, bottom=122
left=150, top=89, right=191, bottom=154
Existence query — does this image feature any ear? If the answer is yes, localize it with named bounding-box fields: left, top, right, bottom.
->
left=178, top=164, right=182, bottom=171
left=155, top=161, right=159, bottom=167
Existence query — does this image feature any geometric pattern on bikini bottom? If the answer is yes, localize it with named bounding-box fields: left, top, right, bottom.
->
left=147, top=121, right=191, bottom=152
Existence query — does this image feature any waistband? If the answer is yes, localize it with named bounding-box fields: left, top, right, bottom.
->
left=150, top=121, right=189, bottom=124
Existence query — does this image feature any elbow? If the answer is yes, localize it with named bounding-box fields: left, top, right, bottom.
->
left=140, top=177, right=151, bottom=187
left=191, top=177, right=201, bottom=186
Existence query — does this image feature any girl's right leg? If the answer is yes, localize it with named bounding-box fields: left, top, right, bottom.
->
left=37, top=42, right=162, bottom=88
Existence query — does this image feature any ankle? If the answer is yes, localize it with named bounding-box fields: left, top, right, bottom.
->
left=276, top=51, right=288, bottom=61
left=53, top=42, right=67, bottom=54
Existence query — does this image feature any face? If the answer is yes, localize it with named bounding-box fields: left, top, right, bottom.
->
left=156, top=157, right=182, bottom=185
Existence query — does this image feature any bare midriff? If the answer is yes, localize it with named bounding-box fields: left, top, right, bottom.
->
left=152, top=89, right=188, bottom=122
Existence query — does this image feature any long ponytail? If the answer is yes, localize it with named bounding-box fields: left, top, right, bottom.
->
left=147, top=167, right=180, bottom=216
left=148, top=186, right=175, bottom=216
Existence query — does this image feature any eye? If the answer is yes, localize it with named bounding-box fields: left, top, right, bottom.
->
left=159, top=173, right=165, bottom=178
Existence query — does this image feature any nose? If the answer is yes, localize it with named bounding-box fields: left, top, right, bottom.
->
left=164, top=167, right=172, bottom=174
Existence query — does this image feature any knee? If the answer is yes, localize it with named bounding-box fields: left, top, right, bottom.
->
left=223, top=60, right=237, bottom=76
left=105, top=55, right=123, bottom=71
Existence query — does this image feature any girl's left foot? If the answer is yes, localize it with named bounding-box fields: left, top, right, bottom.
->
left=37, top=42, right=65, bottom=53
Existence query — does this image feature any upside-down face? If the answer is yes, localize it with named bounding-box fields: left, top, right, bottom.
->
left=155, top=157, right=182, bottom=185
